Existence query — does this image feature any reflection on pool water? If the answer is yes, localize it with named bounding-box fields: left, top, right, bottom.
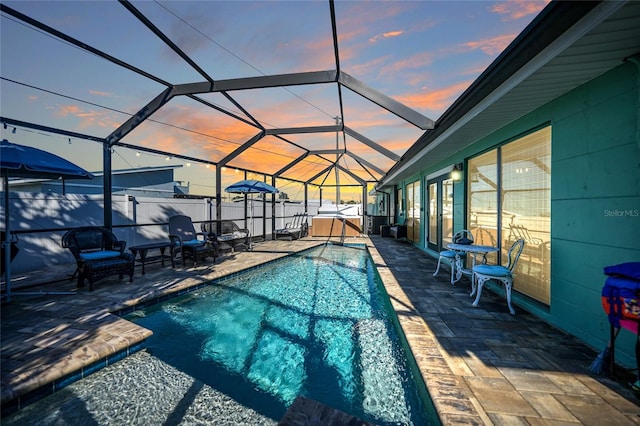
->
left=128, top=244, right=430, bottom=425
left=3, top=243, right=433, bottom=425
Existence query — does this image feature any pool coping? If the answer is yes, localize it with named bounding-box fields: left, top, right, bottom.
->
left=365, top=239, right=484, bottom=424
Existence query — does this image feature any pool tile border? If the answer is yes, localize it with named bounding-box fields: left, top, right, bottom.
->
left=113, top=247, right=319, bottom=317
left=2, top=340, right=147, bottom=416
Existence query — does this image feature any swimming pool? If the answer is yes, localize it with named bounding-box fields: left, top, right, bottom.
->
left=3, top=243, right=433, bottom=425
left=128, top=243, right=431, bottom=425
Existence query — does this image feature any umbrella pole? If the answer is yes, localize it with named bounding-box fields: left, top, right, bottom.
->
left=3, top=174, right=11, bottom=302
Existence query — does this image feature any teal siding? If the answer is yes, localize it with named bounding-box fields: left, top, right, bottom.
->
left=412, top=60, right=640, bottom=366
left=452, top=183, right=465, bottom=234
left=549, top=62, right=640, bottom=365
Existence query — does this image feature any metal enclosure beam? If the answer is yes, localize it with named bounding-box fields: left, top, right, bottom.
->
left=121, top=0, right=215, bottom=83
left=103, top=144, right=112, bottom=229
left=106, top=87, right=174, bottom=146
left=274, top=153, right=310, bottom=177
left=218, top=132, right=265, bottom=167
left=308, top=149, right=346, bottom=156
left=172, top=70, right=338, bottom=95
left=0, top=3, right=171, bottom=87
left=187, top=94, right=258, bottom=128
left=336, top=164, right=366, bottom=185
left=308, top=164, right=335, bottom=184
left=344, top=127, right=401, bottom=161
left=339, top=71, right=435, bottom=130
left=0, top=117, right=106, bottom=144
left=265, top=125, right=341, bottom=136
left=347, top=152, right=385, bottom=175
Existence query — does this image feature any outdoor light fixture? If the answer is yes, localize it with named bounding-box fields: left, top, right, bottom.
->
left=451, top=163, right=463, bottom=181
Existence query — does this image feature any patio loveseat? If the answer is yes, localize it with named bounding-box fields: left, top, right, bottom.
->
left=389, top=219, right=410, bottom=240
left=201, top=220, right=250, bottom=252
left=62, top=226, right=134, bottom=291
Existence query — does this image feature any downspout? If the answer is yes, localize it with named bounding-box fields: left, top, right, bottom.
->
left=624, top=54, right=640, bottom=149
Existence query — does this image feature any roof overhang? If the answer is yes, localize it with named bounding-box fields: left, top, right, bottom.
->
left=378, top=0, right=640, bottom=189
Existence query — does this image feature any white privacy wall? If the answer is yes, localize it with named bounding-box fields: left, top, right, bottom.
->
left=2, top=192, right=319, bottom=275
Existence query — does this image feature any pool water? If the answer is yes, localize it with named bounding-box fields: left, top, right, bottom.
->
left=127, top=243, right=430, bottom=425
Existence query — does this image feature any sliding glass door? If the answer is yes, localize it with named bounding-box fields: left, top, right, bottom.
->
left=467, top=126, right=551, bottom=304
left=427, top=175, right=454, bottom=252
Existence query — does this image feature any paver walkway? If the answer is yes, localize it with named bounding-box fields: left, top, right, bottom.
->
left=370, top=236, right=640, bottom=425
left=1, top=235, right=639, bottom=425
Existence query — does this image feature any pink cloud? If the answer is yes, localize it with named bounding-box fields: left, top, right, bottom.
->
left=491, top=0, right=550, bottom=21
left=350, top=55, right=392, bottom=78
left=369, top=30, right=404, bottom=43
left=337, top=2, right=406, bottom=30
left=231, top=137, right=305, bottom=173
left=379, top=51, right=434, bottom=77
left=396, top=80, right=472, bottom=111
left=88, top=90, right=113, bottom=97
left=463, top=34, right=517, bottom=56
left=54, top=104, right=121, bottom=130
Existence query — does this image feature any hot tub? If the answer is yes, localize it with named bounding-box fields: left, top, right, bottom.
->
left=311, top=214, right=361, bottom=237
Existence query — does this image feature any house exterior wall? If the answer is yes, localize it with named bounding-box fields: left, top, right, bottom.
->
left=395, top=60, right=640, bottom=366
left=9, top=168, right=185, bottom=197
left=547, top=61, right=639, bottom=365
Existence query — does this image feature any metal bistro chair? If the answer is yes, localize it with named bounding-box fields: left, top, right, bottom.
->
left=471, top=238, right=525, bottom=315
left=433, top=229, right=474, bottom=284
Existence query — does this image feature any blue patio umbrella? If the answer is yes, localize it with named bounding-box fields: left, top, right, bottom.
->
left=1, top=139, right=94, bottom=301
left=225, top=179, right=278, bottom=249
left=225, top=179, right=279, bottom=195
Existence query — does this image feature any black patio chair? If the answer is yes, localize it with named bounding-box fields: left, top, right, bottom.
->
left=61, top=226, right=134, bottom=291
left=169, top=215, right=217, bottom=265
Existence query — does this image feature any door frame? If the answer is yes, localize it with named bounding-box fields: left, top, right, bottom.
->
left=426, top=170, right=454, bottom=252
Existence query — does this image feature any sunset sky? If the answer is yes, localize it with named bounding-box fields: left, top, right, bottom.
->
left=0, top=0, right=549, bottom=200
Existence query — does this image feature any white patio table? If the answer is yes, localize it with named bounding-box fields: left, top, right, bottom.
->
left=446, top=243, right=499, bottom=284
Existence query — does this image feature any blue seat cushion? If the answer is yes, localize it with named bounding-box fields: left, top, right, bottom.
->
left=183, top=239, right=205, bottom=247
left=473, top=265, right=511, bottom=277
left=439, top=250, right=466, bottom=258
left=79, top=250, right=121, bottom=261
left=439, top=250, right=457, bottom=258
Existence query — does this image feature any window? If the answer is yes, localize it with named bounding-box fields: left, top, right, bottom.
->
left=467, top=127, right=551, bottom=304
left=396, top=187, right=403, bottom=223
left=406, top=180, right=420, bottom=243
